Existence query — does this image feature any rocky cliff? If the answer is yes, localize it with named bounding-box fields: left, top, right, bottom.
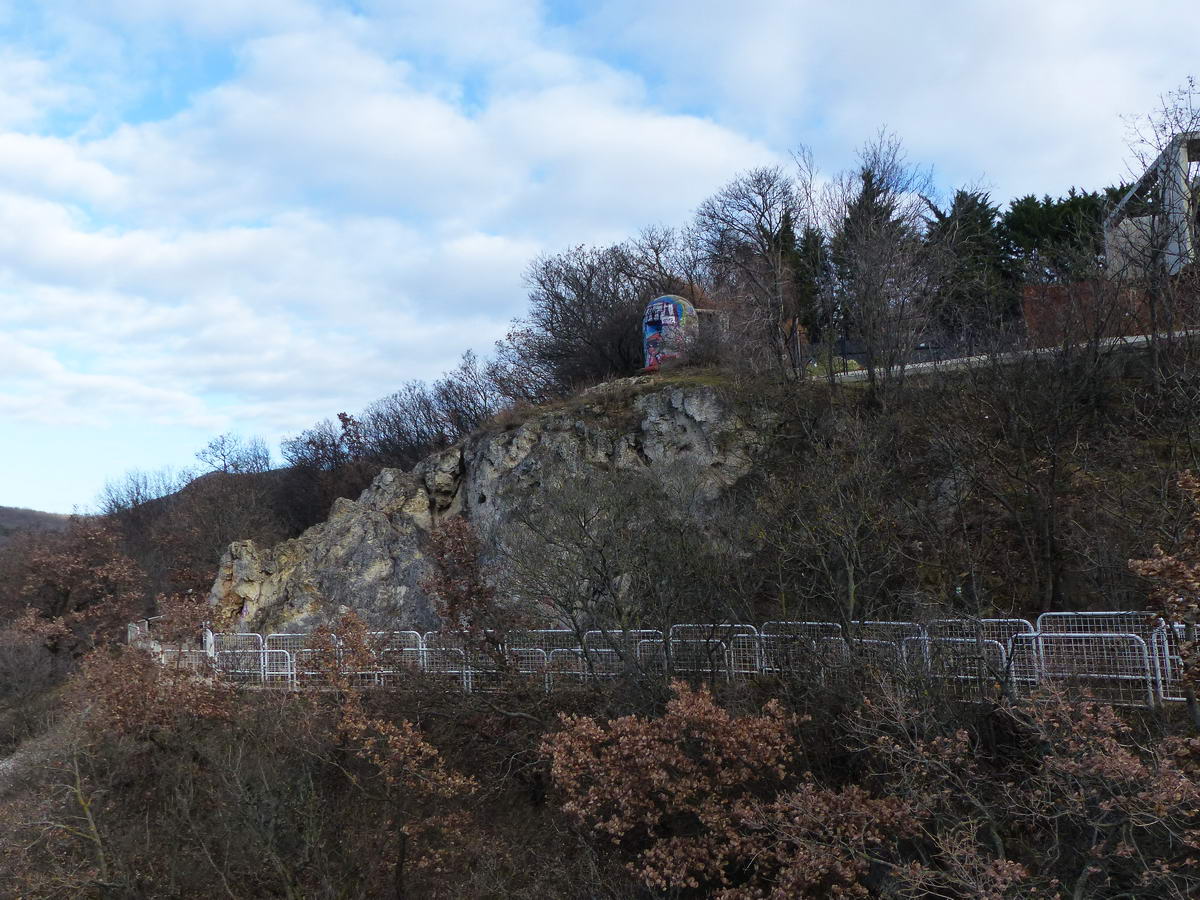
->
left=208, top=376, right=764, bottom=632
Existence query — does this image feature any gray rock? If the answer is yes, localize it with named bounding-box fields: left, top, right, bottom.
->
left=208, top=377, right=764, bottom=631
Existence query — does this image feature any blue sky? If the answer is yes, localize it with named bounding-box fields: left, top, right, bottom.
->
left=0, top=0, right=1196, bottom=513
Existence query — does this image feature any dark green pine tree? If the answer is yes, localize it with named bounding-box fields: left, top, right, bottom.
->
left=795, top=225, right=831, bottom=342
left=774, top=206, right=799, bottom=274
left=829, top=167, right=910, bottom=342
left=831, top=169, right=898, bottom=259
left=773, top=211, right=833, bottom=346
left=1000, top=188, right=1113, bottom=283
left=926, top=190, right=1020, bottom=344
left=773, top=209, right=805, bottom=360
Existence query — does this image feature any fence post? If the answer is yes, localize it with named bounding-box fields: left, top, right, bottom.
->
left=1186, top=622, right=1200, bottom=731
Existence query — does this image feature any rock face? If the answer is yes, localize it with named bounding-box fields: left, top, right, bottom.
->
left=209, top=377, right=762, bottom=632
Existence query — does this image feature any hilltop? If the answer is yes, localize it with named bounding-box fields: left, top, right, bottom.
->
left=208, top=334, right=1197, bottom=635
left=0, top=505, right=68, bottom=547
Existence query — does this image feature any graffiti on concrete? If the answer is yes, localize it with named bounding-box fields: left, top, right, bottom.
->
left=643, top=294, right=698, bottom=370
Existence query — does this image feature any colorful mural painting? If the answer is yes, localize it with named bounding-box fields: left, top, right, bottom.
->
left=643, top=294, right=698, bottom=370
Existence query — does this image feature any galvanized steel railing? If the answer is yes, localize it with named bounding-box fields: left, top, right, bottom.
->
left=136, top=612, right=1191, bottom=708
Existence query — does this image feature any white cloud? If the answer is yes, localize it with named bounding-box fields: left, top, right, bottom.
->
left=2, top=0, right=1197, bottom=511
left=0, top=332, right=222, bottom=428
left=0, top=134, right=126, bottom=203
left=56, top=0, right=328, bottom=41
left=0, top=49, right=77, bottom=128
left=482, top=84, right=780, bottom=240
left=571, top=0, right=1199, bottom=199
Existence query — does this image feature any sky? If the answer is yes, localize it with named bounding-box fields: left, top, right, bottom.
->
left=0, top=0, right=1195, bottom=513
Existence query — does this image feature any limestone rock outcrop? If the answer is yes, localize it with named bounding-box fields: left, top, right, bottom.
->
left=208, top=377, right=762, bottom=632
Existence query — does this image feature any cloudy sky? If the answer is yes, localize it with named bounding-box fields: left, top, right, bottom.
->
left=0, top=0, right=1195, bottom=513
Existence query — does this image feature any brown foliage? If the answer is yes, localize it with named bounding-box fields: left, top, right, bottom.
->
left=745, top=783, right=920, bottom=899
left=545, top=677, right=1200, bottom=899
left=0, top=608, right=72, bottom=749
left=422, top=518, right=530, bottom=666
left=1130, top=470, right=1200, bottom=699
left=544, top=681, right=802, bottom=894
left=850, top=686, right=1200, bottom=898
left=1129, top=470, right=1200, bottom=622
left=152, top=590, right=216, bottom=644
left=74, top=649, right=233, bottom=740
left=2, top=516, right=145, bottom=651
left=422, top=518, right=497, bottom=628
left=308, top=612, right=479, bottom=887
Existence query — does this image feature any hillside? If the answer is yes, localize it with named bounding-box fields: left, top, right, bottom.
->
left=0, top=505, right=69, bottom=547
left=208, top=343, right=1197, bottom=634
left=8, top=353, right=1200, bottom=899
left=209, top=374, right=763, bottom=631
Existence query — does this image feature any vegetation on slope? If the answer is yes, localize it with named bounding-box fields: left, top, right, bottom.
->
left=5, top=90, right=1200, bottom=897
left=0, top=505, right=68, bottom=547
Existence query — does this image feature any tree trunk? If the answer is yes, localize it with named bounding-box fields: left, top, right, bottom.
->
left=393, top=826, right=408, bottom=900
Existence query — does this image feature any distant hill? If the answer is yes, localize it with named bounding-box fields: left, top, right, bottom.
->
left=0, top=506, right=70, bottom=547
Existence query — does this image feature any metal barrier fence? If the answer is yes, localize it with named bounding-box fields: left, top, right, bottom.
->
left=138, top=612, right=1195, bottom=708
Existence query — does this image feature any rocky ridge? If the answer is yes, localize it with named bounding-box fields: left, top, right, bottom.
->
left=209, top=376, right=763, bottom=632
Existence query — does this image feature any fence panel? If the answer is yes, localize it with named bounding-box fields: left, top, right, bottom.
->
left=371, top=631, right=425, bottom=682
left=669, top=639, right=729, bottom=677
left=730, top=634, right=761, bottom=676
left=265, top=633, right=313, bottom=654
left=215, top=649, right=265, bottom=682
left=213, top=633, right=264, bottom=654
left=377, top=646, right=424, bottom=684
left=370, top=631, right=423, bottom=651
left=424, top=631, right=505, bottom=673
left=263, top=649, right=296, bottom=687
left=508, top=648, right=548, bottom=675
left=852, top=638, right=904, bottom=669
left=669, top=624, right=758, bottom=643
left=762, top=621, right=842, bottom=641
left=1036, top=611, right=1164, bottom=636
left=292, top=649, right=332, bottom=684
left=1012, top=632, right=1158, bottom=706
left=909, top=637, right=1007, bottom=701
left=752, top=634, right=820, bottom=678
left=420, top=647, right=472, bottom=692
left=154, top=614, right=1182, bottom=708
left=583, top=629, right=663, bottom=667
left=636, top=639, right=667, bottom=673
left=926, top=618, right=1034, bottom=650
left=505, top=629, right=581, bottom=654
left=547, top=648, right=623, bottom=688
left=813, top=638, right=903, bottom=685
left=1038, top=612, right=1169, bottom=699
left=816, top=638, right=851, bottom=682
left=850, top=621, right=924, bottom=644
left=1162, top=625, right=1189, bottom=701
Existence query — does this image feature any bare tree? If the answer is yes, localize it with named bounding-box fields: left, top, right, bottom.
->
left=431, top=351, right=503, bottom=439
left=758, top=412, right=907, bottom=625
left=496, top=466, right=761, bottom=672
left=507, top=243, right=645, bottom=393
left=822, top=132, right=939, bottom=400
left=361, top=381, right=447, bottom=468
left=694, top=165, right=805, bottom=377
left=196, top=432, right=272, bottom=475
left=624, top=225, right=702, bottom=299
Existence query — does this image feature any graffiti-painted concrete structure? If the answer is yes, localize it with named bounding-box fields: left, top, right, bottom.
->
left=643, top=295, right=699, bottom=370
